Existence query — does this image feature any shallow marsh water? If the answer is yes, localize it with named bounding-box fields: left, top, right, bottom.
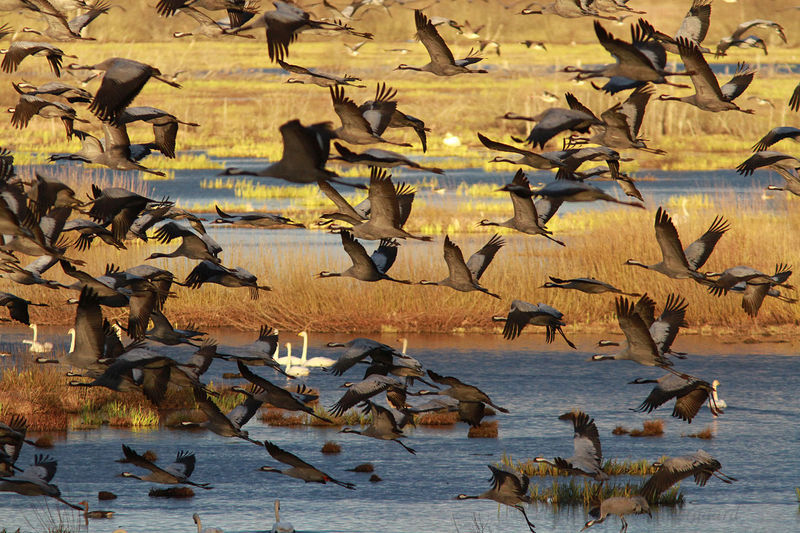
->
left=0, top=333, right=798, bottom=533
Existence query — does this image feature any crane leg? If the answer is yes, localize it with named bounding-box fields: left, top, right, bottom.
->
left=514, top=504, right=536, bottom=532
left=620, top=516, right=627, bottom=533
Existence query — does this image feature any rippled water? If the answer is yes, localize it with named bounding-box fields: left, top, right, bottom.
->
left=0, top=334, right=798, bottom=533
left=34, top=160, right=782, bottom=215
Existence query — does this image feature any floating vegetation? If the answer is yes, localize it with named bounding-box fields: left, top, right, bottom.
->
left=467, top=421, right=498, bottom=438
left=148, top=487, right=195, bottom=498
left=321, top=441, right=342, bottom=454
left=98, top=491, right=117, bottom=501
left=684, top=426, right=715, bottom=439
left=369, top=474, right=382, bottom=482
left=629, top=419, right=665, bottom=437
left=415, top=411, right=458, bottom=426
left=348, top=463, right=374, bottom=473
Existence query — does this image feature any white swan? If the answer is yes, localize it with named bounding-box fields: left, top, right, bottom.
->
left=398, top=337, right=408, bottom=355
left=297, top=331, right=335, bottom=368
left=275, top=332, right=302, bottom=365
left=193, top=513, right=223, bottom=533
left=67, top=327, right=76, bottom=352
left=283, top=343, right=309, bottom=377
left=22, top=324, right=53, bottom=353
left=709, top=379, right=726, bottom=415
left=271, top=499, right=295, bottom=533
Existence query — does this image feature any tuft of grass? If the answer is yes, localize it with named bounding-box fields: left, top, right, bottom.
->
left=503, top=454, right=659, bottom=478
left=415, top=411, right=458, bottom=426
left=369, top=474, right=382, bottom=482
left=98, top=491, right=117, bottom=501
left=684, top=425, right=715, bottom=440
left=629, top=419, right=665, bottom=438
left=612, top=426, right=630, bottom=435
left=349, top=463, right=374, bottom=473
left=148, top=487, right=195, bottom=498
left=321, top=441, right=342, bottom=454
left=467, top=421, right=498, bottom=438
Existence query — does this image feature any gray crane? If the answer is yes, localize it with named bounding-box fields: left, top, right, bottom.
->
left=582, top=495, right=650, bottom=532
left=0, top=454, right=81, bottom=509
left=325, top=337, right=404, bottom=376
left=420, top=234, right=503, bottom=298
left=21, top=0, right=110, bottom=41
left=260, top=441, right=355, bottom=489
left=397, top=10, right=487, bottom=76
left=184, top=260, right=271, bottom=299
left=87, top=185, right=172, bottom=242
left=644, top=0, right=712, bottom=54
left=146, top=221, right=221, bottom=263
left=1, top=40, right=74, bottom=76
left=118, top=106, right=199, bottom=159
left=706, top=264, right=793, bottom=316
left=630, top=373, right=720, bottom=422
left=49, top=124, right=166, bottom=176
left=279, top=59, right=363, bottom=87
left=325, top=168, right=428, bottom=241
left=534, top=411, right=609, bottom=482
left=0, top=291, right=46, bottom=325
left=752, top=127, right=800, bottom=152
left=13, top=80, right=92, bottom=103
left=68, top=58, right=181, bottom=123
left=234, top=360, right=329, bottom=422
left=330, top=374, right=404, bottom=416
left=329, top=85, right=409, bottom=146
left=592, top=295, right=691, bottom=368
left=9, top=92, right=86, bottom=139
left=640, top=449, right=736, bottom=500
left=317, top=230, right=410, bottom=284
left=118, top=445, right=212, bottom=489
left=340, top=400, right=416, bottom=454
left=456, top=465, right=535, bottom=532
left=190, top=385, right=263, bottom=445
left=716, top=20, right=785, bottom=56
left=659, top=38, right=755, bottom=113
left=334, top=143, right=442, bottom=174
left=213, top=205, right=303, bottom=229
left=564, top=21, right=690, bottom=86
left=493, top=299, right=576, bottom=348
left=542, top=275, right=639, bottom=296
left=478, top=132, right=567, bottom=170
left=625, top=207, right=729, bottom=279
left=226, top=1, right=369, bottom=62
left=220, top=120, right=363, bottom=189
left=481, top=170, right=564, bottom=246
left=419, top=370, right=508, bottom=414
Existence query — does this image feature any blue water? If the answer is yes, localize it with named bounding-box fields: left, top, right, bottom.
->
left=34, top=160, right=783, bottom=216
left=0, top=334, right=797, bottom=533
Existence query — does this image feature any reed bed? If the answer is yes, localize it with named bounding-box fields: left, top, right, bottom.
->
left=510, top=457, right=657, bottom=478
left=528, top=479, right=683, bottom=506
left=5, top=182, right=797, bottom=334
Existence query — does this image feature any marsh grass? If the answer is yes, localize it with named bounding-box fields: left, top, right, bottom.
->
left=5, top=190, right=799, bottom=333
left=509, top=457, right=657, bottom=478
left=321, top=441, right=342, bottom=454
left=684, top=425, right=715, bottom=440
left=628, top=419, right=665, bottom=438
left=527, top=479, right=684, bottom=506
left=467, top=421, right=498, bottom=438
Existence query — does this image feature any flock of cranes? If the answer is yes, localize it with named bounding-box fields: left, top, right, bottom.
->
left=0, top=0, right=796, bottom=531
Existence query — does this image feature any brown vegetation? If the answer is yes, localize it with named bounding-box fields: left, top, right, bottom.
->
left=467, top=421, right=498, bottom=438
left=685, top=425, right=715, bottom=439
left=628, top=419, right=665, bottom=437
left=321, top=441, right=342, bottom=454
